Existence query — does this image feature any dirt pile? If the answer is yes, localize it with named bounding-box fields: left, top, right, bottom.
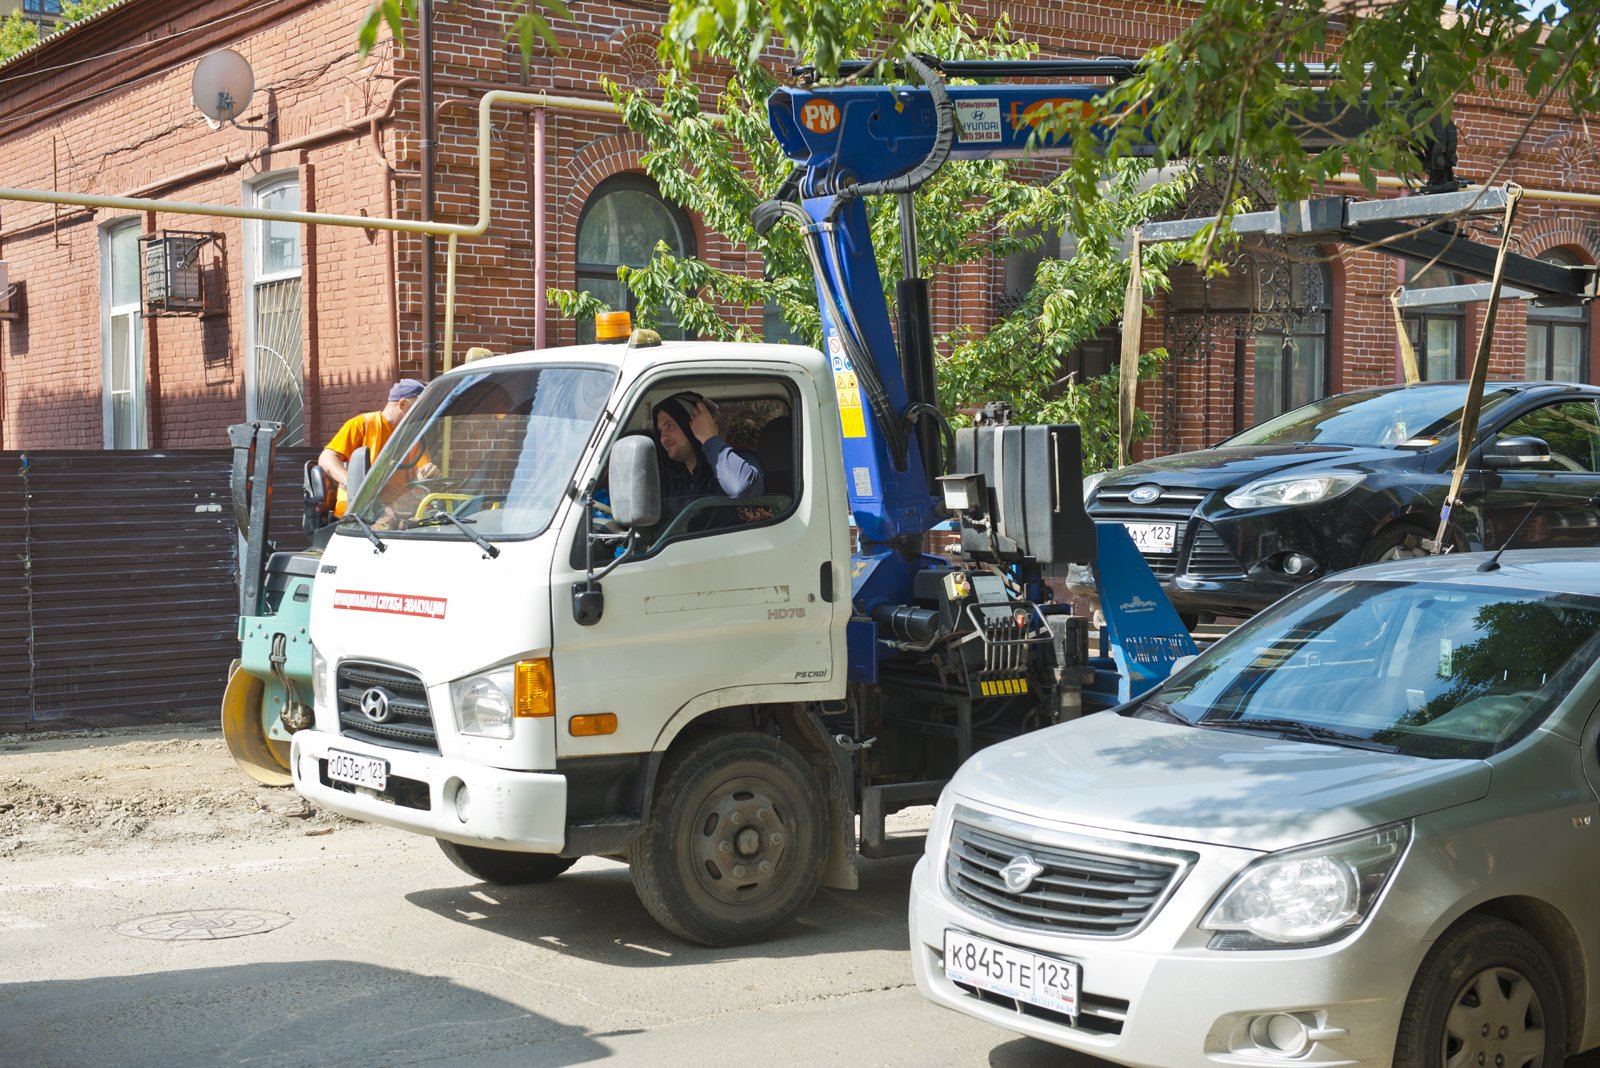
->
left=0, top=725, right=356, bottom=859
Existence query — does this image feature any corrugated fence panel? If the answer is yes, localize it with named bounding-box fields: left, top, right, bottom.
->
left=0, top=448, right=315, bottom=726
left=0, top=455, right=29, bottom=726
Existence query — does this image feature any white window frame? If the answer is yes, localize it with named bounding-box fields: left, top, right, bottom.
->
left=100, top=219, right=146, bottom=449
left=242, top=171, right=306, bottom=441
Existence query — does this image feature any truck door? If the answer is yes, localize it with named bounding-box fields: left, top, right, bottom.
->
left=1479, top=399, right=1600, bottom=550
left=548, top=366, right=848, bottom=758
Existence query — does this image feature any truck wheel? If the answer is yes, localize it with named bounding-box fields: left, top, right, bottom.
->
left=628, top=731, right=825, bottom=947
left=436, top=839, right=577, bottom=885
left=1394, top=917, right=1564, bottom=1068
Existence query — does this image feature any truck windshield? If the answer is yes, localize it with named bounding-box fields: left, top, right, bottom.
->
left=345, top=365, right=615, bottom=541
left=1224, top=385, right=1514, bottom=449
left=1149, top=579, right=1600, bottom=759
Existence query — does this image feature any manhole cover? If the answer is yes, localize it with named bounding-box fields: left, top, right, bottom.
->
left=114, top=909, right=292, bottom=941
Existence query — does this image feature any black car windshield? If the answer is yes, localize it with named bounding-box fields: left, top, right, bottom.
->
left=1224, top=385, right=1515, bottom=449
left=1150, top=579, right=1600, bottom=759
left=345, top=365, right=615, bottom=540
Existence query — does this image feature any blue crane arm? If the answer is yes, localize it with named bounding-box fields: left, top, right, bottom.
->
left=763, top=71, right=1153, bottom=546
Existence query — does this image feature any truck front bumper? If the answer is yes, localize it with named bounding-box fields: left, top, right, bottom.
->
left=290, top=729, right=568, bottom=853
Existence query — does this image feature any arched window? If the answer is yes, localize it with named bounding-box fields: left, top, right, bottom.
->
left=1526, top=248, right=1589, bottom=382
left=1401, top=262, right=1465, bottom=381
left=245, top=173, right=305, bottom=444
left=575, top=174, right=695, bottom=343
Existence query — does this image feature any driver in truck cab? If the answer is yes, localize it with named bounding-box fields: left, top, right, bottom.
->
left=651, top=392, right=765, bottom=521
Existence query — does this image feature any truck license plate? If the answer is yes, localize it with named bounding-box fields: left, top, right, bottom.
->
left=944, top=929, right=1079, bottom=1018
left=327, top=750, right=387, bottom=791
left=1123, top=521, right=1177, bottom=555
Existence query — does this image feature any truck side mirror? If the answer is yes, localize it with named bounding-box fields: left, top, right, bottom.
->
left=1483, top=436, right=1551, bottom=468
left=347, top=446, right=371, bottom=499
left=607, top=436, right=661, bottom=527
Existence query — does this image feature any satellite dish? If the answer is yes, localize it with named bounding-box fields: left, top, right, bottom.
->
left=192, top=49, right=255, bottom=123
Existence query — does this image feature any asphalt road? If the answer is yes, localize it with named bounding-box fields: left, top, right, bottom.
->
left=0, top=820, right=1118, bottom=1068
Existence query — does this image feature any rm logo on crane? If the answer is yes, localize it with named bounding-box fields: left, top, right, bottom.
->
left=801, top=101, right=840, bottom=134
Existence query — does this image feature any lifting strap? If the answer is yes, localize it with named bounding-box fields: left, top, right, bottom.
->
left=1391, top=286, right=1422, bottom=385
left=1431, top=184, right=1522, bottom=555
left=1118, top=228, right=1144, bottom=468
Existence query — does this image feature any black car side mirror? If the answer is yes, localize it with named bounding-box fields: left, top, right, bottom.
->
left=1482, top=436, right=1551, bottom=468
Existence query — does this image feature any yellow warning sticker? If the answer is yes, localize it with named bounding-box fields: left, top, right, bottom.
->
left=834, top=370, right=865, bottom=438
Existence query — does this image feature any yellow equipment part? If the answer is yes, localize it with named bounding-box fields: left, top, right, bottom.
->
left=220, top=661, right=293, bottom=787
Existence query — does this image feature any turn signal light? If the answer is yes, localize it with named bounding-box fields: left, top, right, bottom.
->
left=595, top=310, right=632, bottom=342
left=569, top=713, right=618, bottom=737
left=514, top=658, right=555, bottom=717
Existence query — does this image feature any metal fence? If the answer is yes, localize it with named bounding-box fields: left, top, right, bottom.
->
left=0, top=448, right=314, bottom=728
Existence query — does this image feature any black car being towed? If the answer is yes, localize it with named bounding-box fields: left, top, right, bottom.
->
left=1082, top=380, right=1600, bottom=622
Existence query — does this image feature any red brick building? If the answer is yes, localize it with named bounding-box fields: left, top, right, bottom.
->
left=0, top=0, right=1595, bottom=458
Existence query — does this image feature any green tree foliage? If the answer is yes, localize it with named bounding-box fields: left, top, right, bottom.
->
left=357, top=0, right=571, bottom=66
left=0, top=0, right=132, bottom=64
left=547, top=4, right=1180, bottom=466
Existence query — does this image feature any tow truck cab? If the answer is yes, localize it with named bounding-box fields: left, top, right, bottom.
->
left=290, top=338, right=853, bottom=860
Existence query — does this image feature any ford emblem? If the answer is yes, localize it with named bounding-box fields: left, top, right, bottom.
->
left=359, top=687, right=394, bottom=723
left=1128, top=484, right=1162, bottom=505
left=999, top=854, right=1045, bottom=893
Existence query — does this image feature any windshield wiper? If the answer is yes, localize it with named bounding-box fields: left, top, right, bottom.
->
left=1129, top=698, right=1191, bottom=724
left=340, top=512, right=387, bottom=553
left=1199, top=716, right=1398, bottom=752
left=410, top=510, right=500, bottom=559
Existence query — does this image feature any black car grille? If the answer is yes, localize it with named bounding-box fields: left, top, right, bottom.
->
left=1183, top=521, right=1245, bottom=578
left=1089, top=486, right=1244, bottom=580
left=336, top=661, right=438, bottom=753
left=945, top=816, right=1193, bottom=937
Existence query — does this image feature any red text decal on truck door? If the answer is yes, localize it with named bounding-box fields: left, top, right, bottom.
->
left=332, top=589, right=448, bottom=620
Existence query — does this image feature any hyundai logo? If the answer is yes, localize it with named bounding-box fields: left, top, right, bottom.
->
left=999, top=854, right=1045, bottom=893
left=359, top=687, right=394, bottom=723
left=1128, top=484, right=1162, bottom=505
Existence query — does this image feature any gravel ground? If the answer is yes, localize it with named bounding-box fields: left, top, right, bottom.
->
left=0, top=724, right=355, bottom=860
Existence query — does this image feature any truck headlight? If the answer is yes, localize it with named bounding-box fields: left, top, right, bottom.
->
left=1223, top=473, right=1364, bottom=509
left=311, top=646, right=328, bottom=711
left=1201, top=823, right=1409, bottom=948
left=450, top=669, right=516, bottom=740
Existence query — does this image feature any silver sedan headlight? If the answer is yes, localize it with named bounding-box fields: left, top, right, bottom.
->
left=1202, top=822, right=1410, bottom=948
left=450, top=668, right=516, bottom=740
left=1223, top=473, right=1364, bottom=509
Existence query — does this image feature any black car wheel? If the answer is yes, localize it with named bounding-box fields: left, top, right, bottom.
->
left=1394, top=917, right=1565, bottom=1068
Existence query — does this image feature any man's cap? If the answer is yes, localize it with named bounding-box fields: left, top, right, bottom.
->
left=389, top=379, right=426, bottom=401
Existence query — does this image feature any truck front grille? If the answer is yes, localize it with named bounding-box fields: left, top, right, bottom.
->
left=945, top=814, right=1192, bottom=937
left=336, top=661, right=437, bottom=753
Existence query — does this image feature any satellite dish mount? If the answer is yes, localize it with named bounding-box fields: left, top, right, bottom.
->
left=192, top=49, right=269, bottom=134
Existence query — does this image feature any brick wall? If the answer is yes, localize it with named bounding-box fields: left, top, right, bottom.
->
left=1, top=0, right=1598, bottom=461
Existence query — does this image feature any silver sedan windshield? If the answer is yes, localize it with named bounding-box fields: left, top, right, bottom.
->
left=1153, top=579, right=1600, bottom=759
left=347, top=366, right=615, bottom=540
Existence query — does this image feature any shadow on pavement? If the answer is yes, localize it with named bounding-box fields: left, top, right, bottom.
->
left=989, top=1036, right=1121, bottom=1067
left=0, top=960, right=608, bottom=1068
left=404, top=851, right=923, bottom=966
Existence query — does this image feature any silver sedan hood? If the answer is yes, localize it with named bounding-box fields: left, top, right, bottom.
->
left=949, top=711, right=1491, bottom=852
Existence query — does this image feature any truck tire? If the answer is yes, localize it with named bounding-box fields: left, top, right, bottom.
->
left=436, top=839, right=577, bottom=885
left=628, top=731, right=825, bottom=947
left=1393, top=917, right=1565, bottom=1068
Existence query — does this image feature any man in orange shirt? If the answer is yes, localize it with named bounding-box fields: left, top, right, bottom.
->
left=319, top=379, right=427, bottom=517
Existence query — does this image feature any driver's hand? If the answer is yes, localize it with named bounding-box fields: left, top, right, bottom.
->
left=689, top=401, right=719, bottom=443
left=417, top=461, right=441, bottom=479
